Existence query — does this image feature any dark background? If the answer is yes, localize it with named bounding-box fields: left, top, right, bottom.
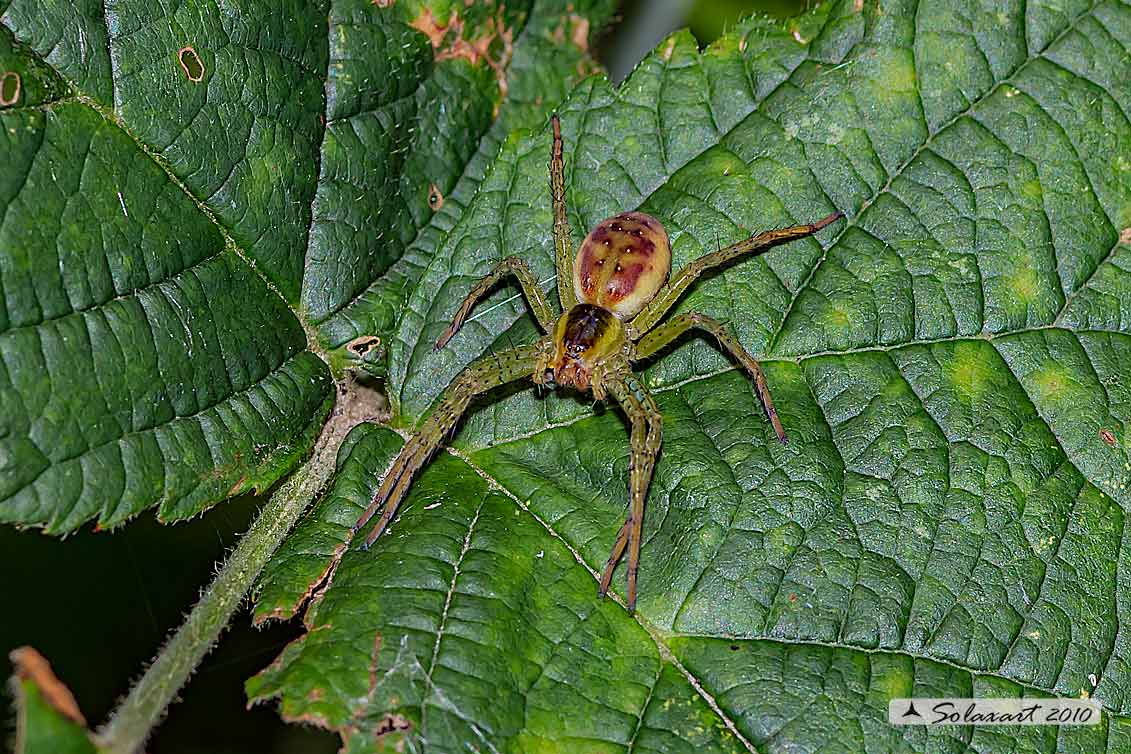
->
left=1, top=1, right=803, bottom=751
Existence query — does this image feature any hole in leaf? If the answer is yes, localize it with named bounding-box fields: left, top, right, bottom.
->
left=428, top=183, right=444, bottom=211
left=348, top=336, right=381, bottom=357
left=373, top=712, right=411, bottom=736
left=178, top=46, right=205, bottom=82
left=0, top=71, right=21, bottom=107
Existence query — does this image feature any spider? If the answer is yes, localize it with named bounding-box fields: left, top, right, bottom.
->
left=354, top=114, right=841, bottom=612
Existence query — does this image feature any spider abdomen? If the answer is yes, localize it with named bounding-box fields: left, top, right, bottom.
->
left=573, top=212, right=671, bottom=319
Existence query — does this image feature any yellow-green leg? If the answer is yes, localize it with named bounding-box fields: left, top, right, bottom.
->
left=550, top=114, right=577, bottom=311
left=598, top=373, right=663, bottom=613
left=354, top=344, right=541, bottom=548
left=435, top=257, right=556, bottom=350
left=634, top=312, right=787, bottom=443
left=629, top=212, right=842, bottom=336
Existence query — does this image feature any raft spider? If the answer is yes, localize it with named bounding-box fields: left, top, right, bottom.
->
left=354, top=114, right=841, bottom=612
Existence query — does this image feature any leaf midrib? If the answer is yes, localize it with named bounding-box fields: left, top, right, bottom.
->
left=430, top=444, right=1131, bottom=754
left=444, top=443, right=764, bottom=754
left=445, top=445, right=1131, bottom=729
left=3, top=59, right=323, bottom=347
left=461, top=322, right=1123, bottom=660
left=6, top=5, right=547, bottom=362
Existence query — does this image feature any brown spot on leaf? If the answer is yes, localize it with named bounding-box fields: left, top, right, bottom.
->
left=661, top=37, right=676, bottom=61
left=372, top=0, right=393, bottom=6
left=178, top=46, right=205, bottom=82
left=854, top=0, right=864, bottom=11
left=410, top=8, right=450, bottom=48
left=227, top=475, right=248, bottom=496
left=551, top=14, right=591, bottom=53
left=570, top=16, right=590, bottom=51
left=1121, top=227, right=1131, bottom=245
left=575, top=55, right=600, bottom=79
left=367, top=633, right=384, bottom=697
left=10, top=647, right=86, bottom=726
left=247, top=625, right=340, bottom=729
left=0, top=71, right=21, bottom=107
left=428, top=182, right=444, bottom=211
left=1101, top=428, right=1118, bottom=447
left=738, top=36, right=747, bottom=52
left=411, top=7, right=514, bottom=101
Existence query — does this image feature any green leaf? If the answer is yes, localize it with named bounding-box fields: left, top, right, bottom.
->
left=250, top=426, right=751, bottom=753
left=0, top=0, right=612, bottom=532
left=9, top=648, right=102, bottom=754
left=253, top=0, right=1131, bottom=750
left=317, top=0, right=615, bottom=367
left=13, top=682, right=100, bottom=754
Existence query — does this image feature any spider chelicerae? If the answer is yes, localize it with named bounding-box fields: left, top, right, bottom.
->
left=354, top=114, right=841, bottom=612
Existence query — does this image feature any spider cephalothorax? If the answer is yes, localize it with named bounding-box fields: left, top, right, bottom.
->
left=355, top=114, right=841, bottom=612
left=543, top=303, right=622, bottom=392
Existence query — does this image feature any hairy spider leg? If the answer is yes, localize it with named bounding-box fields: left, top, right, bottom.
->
left=629, top=211, right=843, bottom=336
left=435, top=256, right=557, bottom=350
left=353, top=345, right=541, bottom=548
left=550, top=114, right=577, bottom=311
left=635, top=312, right=788, bottom=443
left=598, top=372, right=663, bottom=613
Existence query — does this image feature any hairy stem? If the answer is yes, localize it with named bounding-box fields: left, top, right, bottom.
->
left=96, top=382, right=378, bottom=754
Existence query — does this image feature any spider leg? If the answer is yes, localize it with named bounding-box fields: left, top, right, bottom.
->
left=598, top=372, right=663, bottom=613
left=353, top=344, right=541, bottom=547
left=634, top=312, right=787, bottom=443
left=628, top=211, right=842, bottom=336
left=550, top=114, right=577, bottom=311
left=435, top=256, right=556, bottom=350
left=598, top=518, right=630, bottom=596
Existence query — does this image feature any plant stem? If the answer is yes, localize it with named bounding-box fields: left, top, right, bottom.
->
left=96, top=383, right=377, bottom=754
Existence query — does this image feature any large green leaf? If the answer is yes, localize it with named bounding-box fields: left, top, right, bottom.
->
left=0, top=0, right=613, bottom=532
left=251, top=0, right=1131, bottom=750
